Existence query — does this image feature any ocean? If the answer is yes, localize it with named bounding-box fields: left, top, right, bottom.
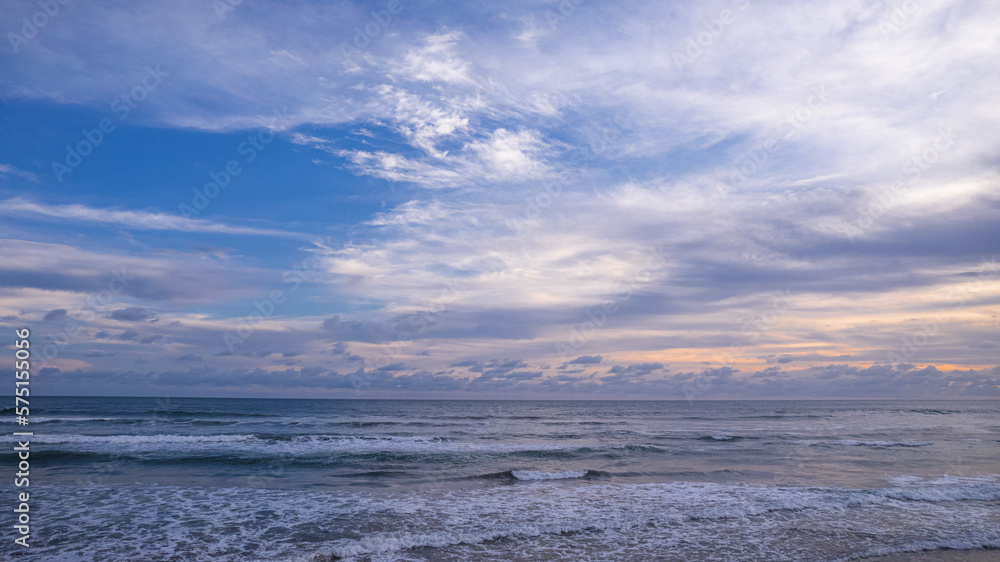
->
left=4, top=398, right=999, bottom=561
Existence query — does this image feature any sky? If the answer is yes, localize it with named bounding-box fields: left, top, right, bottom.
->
left=1, top=0, right=998, bottom=399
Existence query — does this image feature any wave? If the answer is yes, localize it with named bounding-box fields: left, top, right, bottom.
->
left=837, top=536, right=1000, bottom=561
left=616, top=444, right=668, bottom=453
left=20, top=433, right=602, bottom=458
left=511, top=470, right=588, bottom=481
left=905, top=408, right=962, bottom=415
left=315, top=476, right=1000, bottom=560
left=160, top=410, right=278, bottom=418
left=880, top=486, right=1000, bottom=502
left=698, top=435, right=744, bottom=441
left=11, top=417, right=131, bottom=424
left=18, top=473, right=1000, bottom=561
left=21, top=432, right=688, bottom=457
left=471, top=469, right=611, bottom=481
left=31, top=433, right=259, bottom=445
left=812, top=440, right=933, bottom=448
left=737, top=414, right=826, bottom=420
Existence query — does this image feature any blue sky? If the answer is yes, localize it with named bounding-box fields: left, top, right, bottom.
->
left=2, top=0, right=998, bottom=398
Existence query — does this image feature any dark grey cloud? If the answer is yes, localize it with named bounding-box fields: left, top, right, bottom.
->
left=608, top=362, right=666, bottom=377
left=374, top=362, right=407, bottom=372
left=0, top=240, right=261, bottom=304
left=318, top=308, right=555, bottom=345
left=645, top=194, right=1000, bottom=311
left=113, top=329, right=163, bottom=345
left=503, top=371, right=543, bottom=380
left=444, top=358, right=534, bottom=378
left=764, top=355, right=795, bottom=364
left=330, top=342, right=366, bottom=363
left=450, top=359, right=484, bottom=372
left=116, top=329, right=140, bottom=341
left=109, top=307, right=154, bottom=322
left=43, top=309, right=67, bottom=321
left=481, top=358, right=530, bottom=377
left=321, top=315, right=395, bottom=343
left=33, top=362, right=1000, bottom=399
left=751, top=366, right=786, bottom=378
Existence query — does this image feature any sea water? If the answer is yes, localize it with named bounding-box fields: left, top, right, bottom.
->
left=4, top=398, right=999, bottom=561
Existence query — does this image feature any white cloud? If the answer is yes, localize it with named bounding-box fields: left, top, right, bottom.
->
left=0, top=164, right=39, bottom=182
left=375, top=85, right=470, bottom=155
left=0, top=199, right=304, bottom=238
left=467, top=128, right=548, bottom=178
left=394, top=31, right=472, bottom=84
left=4, top=0, right=999, bottom=392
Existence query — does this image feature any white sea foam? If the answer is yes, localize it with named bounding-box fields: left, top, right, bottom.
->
left=317, top=476, right=1000, bottom=559
left=835, top=533, right=1000, bottom=561
left=30, top=433, right=257, bottom=445
left=881, top=486, right=1000, bottom=502
left=813, top=439, right=934, bottom=447
left=511, top=470, right=587, bottom=481
left=18, top=433, right=575, bottom=456
left=7, top=416, right=125, bottom=423
left=18, top=475, right=1000, bottom=562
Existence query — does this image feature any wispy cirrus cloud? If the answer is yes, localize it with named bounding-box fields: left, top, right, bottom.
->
left=0, top=164, right=39, bottom=182
left=0, top=239, right=261, bottom=303
left=0, top=199, right=305, bottom=238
